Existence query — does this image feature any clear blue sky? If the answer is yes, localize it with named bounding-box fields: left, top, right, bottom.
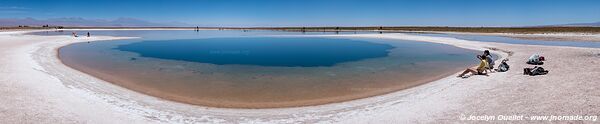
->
left=1, top=0, right=599, bottom=27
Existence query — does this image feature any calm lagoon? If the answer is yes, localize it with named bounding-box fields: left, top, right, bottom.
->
left=54, top=30, right=479, bottom=108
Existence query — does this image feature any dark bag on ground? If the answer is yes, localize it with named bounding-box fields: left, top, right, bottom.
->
left=526, top=60, right=544, bottom=65
left=523, top=66, right=549, bottom=76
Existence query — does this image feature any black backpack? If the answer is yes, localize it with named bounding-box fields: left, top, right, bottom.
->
left=523, top=66, right=549, bottom=76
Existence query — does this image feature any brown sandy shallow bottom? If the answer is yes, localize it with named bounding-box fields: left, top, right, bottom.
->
left=76, top=68, right=461, bottom=108
left=58, top=47, right=472, bottom=108
left=62, top=61, right=467, bottom=108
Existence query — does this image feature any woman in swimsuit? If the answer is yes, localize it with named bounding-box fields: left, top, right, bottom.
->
left=457, top=55, right=488, bottom=78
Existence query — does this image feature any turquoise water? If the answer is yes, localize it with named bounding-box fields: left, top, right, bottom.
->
left=35, top=30, right=600, bottom=48
left=116, top=37, right=394, bottom=67
left=55, top=30, right=479, bottom=108
left=31, top=30, right=375, bottom=39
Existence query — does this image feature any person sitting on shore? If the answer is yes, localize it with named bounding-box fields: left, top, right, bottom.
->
left=457, top=55, right=488, bottom=78
left=483, top=50, right=495, bottom=71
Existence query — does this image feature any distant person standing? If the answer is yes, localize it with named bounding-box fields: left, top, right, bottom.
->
left=87, top=32, right=90, bottom=37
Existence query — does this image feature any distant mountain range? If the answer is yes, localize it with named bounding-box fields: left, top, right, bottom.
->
left=0, top=17, right=190, bottom=27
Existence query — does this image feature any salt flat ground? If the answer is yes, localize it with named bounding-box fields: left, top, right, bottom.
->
left=0, top=30, right=599, bottom=123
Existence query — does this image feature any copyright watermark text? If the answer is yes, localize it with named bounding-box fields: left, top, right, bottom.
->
left=459, top=114, right=598, bottom=122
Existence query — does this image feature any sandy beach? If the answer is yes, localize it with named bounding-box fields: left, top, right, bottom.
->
left=1, top=30, right=599, bottom=123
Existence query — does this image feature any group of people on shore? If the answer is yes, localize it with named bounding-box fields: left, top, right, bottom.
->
left=457, top=48, right=549, bottom=78
left=72, top=32, right=91, bottom=37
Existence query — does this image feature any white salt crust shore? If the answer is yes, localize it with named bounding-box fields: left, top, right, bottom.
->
left=1, top=30, right=599, bottom=123
left=416, top=31, right=600, bottom=42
